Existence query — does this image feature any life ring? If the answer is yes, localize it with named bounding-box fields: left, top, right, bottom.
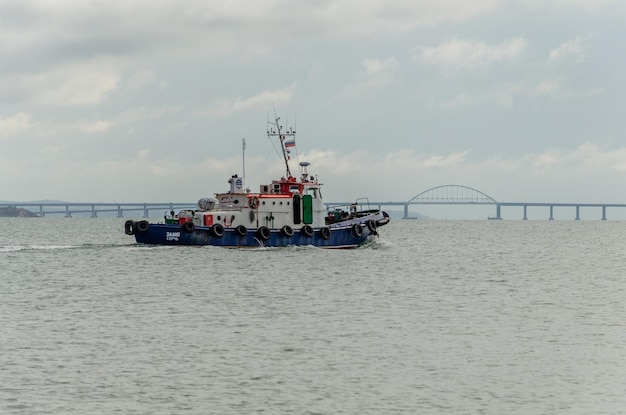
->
left=281, top=225, right=294, bottom=237
left=257, top=226, right=271, bottom=241
left=250, top=196, right=259, bottom=209
left=182, top=221, right=195, bottom=233
left=124, top=220, right=135, bottom=235
left=211, top=223, right=225, bottom=237
left=320, top=227, right=331, bottom=240
left=366, top=220, right=377, bottom=232
left=351, top=223, right=363, bottom=237
left=136, top=220, right=150, bottom=233
left=235, top=224, right=247, bottom=237
left=301, top=225, right=314, bottom=237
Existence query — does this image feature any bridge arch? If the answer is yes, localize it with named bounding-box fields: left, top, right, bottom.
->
left=408, top=185, right=498, bottom=205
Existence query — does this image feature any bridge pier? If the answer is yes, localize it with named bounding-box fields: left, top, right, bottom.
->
left=523, top=205, right=528, bottom=220
left=91, top=205, right=97, bottom=218
left=549, top=205, right=554, bottom=220
left=117, top=205, right=123, bottom=218
left=602, top=206, right=607, bottom=221
left=404, top=203, right=408, bottom=219
left=575, top=206, right=580, bottom=221
left=143, top=203, right=149, bottom=218
left=65, top=205, right=71, bottom=218
left=495, top=204, right=502, bottom=220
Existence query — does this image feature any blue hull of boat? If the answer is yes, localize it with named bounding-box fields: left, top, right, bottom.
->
left=131, top=223, right=373, bottom=248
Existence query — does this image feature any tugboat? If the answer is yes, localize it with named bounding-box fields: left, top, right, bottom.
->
left=124, top=114, right=389, bottom=248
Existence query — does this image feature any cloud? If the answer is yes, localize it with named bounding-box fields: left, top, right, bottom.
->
left=0, top=113, right=33, bottom=139
left=78, top=119, right=112, bottom=134
left=442, top=92, right=473, bottom=108
left=487, top=78, right=602, bottom=107
left=116, top=106, right=183, bottom=125
left=2, top=62, right=119, bottom=107
left=299, top=144, right=626, bottom=204
left=519, top=0, right=623, bottom=11
left=338, top=57, right=399, bottom=99
left=529, top=143, right=626, bottom=174
left=0, top=1, right=501, bottom=71
left=12, top=105, right=184, bottom=140
left=0, top=0, right=623, bottom=211
left=415, top=37, right=527, bottom=70
left=294, top=148, right=473, bottom=200
left=201, top=85, right=297, bottom=117
left=488, top=78, right=565, bottom=106
left=549, top=35, right=591, bottom=63
left=2, top=139, right=625, bottom=205
left=422, top=150, right=470, bottom=167
left=301, top=1, right=500, bottom=35
left=178, top=0, right=500, bottom=37
left=126, top=69, right=157, bottom=90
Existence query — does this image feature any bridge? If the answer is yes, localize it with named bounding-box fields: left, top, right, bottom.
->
left=4, top=202, right=196, bottom=218
left=328, top=184, right=626, bottom=220
left=5, top=185, right=626, bottom=220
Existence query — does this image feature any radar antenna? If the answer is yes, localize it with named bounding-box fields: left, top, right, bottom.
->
left=267, top=108, right=296, bottom=177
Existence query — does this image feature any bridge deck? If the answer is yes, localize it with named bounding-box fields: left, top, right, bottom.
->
left=6, top=190, right=626, bottom=220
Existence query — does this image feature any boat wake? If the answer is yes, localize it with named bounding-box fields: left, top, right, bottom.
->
left=0, top=243, right=133, bottom=253
left=358, top=236, right=393, bottom=250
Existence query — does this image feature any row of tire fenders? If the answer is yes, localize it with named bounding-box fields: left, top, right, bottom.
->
left=124, top=219, right=377, bottom=240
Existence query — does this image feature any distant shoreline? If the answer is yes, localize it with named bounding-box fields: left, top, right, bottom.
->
left=0, top=206, right=37, bottom=217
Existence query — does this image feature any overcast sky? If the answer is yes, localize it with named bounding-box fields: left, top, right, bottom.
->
left=1, top=1, right=625, bottom=216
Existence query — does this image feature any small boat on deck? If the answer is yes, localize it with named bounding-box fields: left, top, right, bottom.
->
left=124, top=114, right=389, bottom=248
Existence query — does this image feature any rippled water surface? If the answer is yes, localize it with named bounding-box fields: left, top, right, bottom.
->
left=1, top=218, right=626, bottom=414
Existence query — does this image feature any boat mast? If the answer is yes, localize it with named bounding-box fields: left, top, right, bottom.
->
left=242, top=137, right=246, bottom=190
left=267, top=111, right=295, bottom=178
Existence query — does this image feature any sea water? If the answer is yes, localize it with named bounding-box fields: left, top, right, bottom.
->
left=1, top=218, right=625, bottom=414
